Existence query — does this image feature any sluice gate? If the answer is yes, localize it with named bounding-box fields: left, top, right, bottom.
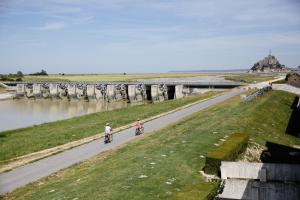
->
left=10, top=81, right=244, bottom=103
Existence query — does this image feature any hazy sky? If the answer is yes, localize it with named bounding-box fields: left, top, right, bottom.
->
left=0, top=0, right=300, bottom=74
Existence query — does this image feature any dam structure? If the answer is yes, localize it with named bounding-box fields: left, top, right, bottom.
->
left=3, top=81, right=244, bottom=103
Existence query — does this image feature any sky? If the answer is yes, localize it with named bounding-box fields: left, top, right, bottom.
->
left=0, top=0, right=300, bottom=74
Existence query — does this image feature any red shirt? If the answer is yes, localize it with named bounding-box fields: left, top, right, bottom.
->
left=135, top=121, right=142, bottom=128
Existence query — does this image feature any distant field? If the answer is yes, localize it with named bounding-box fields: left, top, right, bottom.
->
left=23, top=73, right=205, bottom=82
left=4, top=90, right=299, bottom=200
left=224, top=74, right=277, bottom=83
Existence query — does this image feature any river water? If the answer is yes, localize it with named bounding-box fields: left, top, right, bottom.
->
left=0, top=98, right=141, bottom=132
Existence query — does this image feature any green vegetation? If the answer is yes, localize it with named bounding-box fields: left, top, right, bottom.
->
left=170, top=183, right=219, bottom=200
left=23, top=73, right=204, bottom=82
left=0, top=71, right=24, bottom=82
left=203, top=133, right=249, bottom=175
left=224, top=74, right=276, bottom=83
left=28, top=69, right=48, bottom=76
left=0, top=92, right=219, bottom=163
left=3, top=90, right=299, bottom=200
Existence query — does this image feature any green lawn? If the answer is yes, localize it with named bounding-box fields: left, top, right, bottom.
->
left=3, top=90, right=299, bottom=200
left=224, top=74, right=276, bottom=83
left=0, top=92, right=219, bottom=163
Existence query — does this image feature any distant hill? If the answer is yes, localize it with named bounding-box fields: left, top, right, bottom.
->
left=249, top=53, right=290, bottom=73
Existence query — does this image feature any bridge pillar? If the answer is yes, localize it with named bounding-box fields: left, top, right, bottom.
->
left=106, top=85, right=115, bottom=102
left=76, top=85, right=85, bottom=99
left=174, top=85, right=183, bottom=99
left=25, top=84, right=34, bottom=98
left=67, top=84, right=76, bottom=99
left=151, top=85, right=160, bottom=102
left=95, top=84, right=106, bottom=100
left=33, top=84, right=42, bottom=98
left=49, top=84, right=59, bottom=97
left=16, top=84, right=25, bottom=97
left=86, top=85, right=96, bottom=100
left=128, top=85, right=136, bottom=102
left=41, top=84, right=50, bottom=98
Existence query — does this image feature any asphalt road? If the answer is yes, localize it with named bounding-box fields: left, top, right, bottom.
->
left=0, top=88, right=243, bottom=195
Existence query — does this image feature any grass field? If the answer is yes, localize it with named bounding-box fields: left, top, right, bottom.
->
left=224, top=74, right=276, bottom=83
left=23, top=73, right=205, bottom=82
left=3, top=90, right=299, bottom=200
left=0, top=92, right=219, bottom=163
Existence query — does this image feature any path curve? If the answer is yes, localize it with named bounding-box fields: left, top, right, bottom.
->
left=0, top=89, right=243, bottom=195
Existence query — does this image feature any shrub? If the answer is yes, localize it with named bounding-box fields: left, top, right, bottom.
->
left=203, top=133, right=249, bottom=175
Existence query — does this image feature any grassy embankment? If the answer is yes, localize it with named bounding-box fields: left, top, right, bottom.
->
left=3, top=90, right=299, bottom=200
left=0, top=92, right=219, bottom=163
left=23, top=73, right=204, bottom=82
left=224, top=74, right=276, bottom=83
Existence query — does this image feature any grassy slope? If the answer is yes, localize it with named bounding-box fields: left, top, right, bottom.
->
left=4, top=90, right=299, bottom=200
left=23, top=73, right=204, bottom=82
left=0, top=92, right=219, bottom=163
left=224, top=74, right=276, bottom=83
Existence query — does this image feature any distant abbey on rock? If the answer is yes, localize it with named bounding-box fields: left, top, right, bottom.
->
left=249, top=51, right=289, bottom=73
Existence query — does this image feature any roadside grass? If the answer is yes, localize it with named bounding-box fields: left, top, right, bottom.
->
left=0, top=92, right=219, bottom=163
left=3, top=90, right=299, bottom=200
left=224, top=74, right=276, bottom=83
left=23, top=73, right=205, bottom=82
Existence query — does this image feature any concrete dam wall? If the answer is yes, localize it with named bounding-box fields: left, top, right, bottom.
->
left=10, top=81, right=243, bottom=103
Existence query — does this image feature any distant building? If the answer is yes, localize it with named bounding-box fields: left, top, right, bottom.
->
left=286, top=72, right=300, bottom=88
left=248, top=52, right=290, bottom=73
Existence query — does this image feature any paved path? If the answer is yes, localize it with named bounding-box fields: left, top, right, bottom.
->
left=0, top=89, right=243, bottom=195
left=272, top=84, right=300, bottom=95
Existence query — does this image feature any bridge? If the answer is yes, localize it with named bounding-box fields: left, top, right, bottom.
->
left=1, top=81, right=244, bottom=103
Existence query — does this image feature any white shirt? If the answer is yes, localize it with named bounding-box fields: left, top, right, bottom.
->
left=105, top=126, right=111, bottom=134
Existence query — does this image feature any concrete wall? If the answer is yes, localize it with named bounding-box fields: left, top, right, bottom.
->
left=175, top=85, right=183, bottom=99
left=49, top=84, right=59, bottom=96
left=220, top=161, right=300, bottom=182
left=219, top=179, right=300, bottom=200
left=95, top=87, right=104, bottom=100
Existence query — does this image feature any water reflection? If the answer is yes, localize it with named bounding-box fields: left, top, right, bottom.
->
left=0, top=99, right=143, bottom=132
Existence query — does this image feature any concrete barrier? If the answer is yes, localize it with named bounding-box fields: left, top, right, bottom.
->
left=95, top=86, right=105, bottom=100
left=220, top=161, right=300, bottom=182
left=219, top=179, right=300, bottom=200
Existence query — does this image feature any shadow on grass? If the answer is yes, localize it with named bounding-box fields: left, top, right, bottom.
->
left=260, top=141, right=300, bottom=164
left=286, top=96, right=300, bottom=138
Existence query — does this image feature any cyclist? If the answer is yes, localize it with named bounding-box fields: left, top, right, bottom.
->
left=135, top=119, right=143, bottom=135
left=104, top=123, right=112, bottom=143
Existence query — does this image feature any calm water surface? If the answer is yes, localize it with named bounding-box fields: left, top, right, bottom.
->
left=0, top=99, right=142, bottom=132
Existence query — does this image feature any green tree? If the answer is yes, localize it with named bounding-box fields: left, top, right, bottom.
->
left=17, top=71, right=24, bottom=77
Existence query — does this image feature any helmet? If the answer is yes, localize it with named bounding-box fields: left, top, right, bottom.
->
left=137, top=118, right=140, bottom=121
left=106, top=123, right=110, bottom=126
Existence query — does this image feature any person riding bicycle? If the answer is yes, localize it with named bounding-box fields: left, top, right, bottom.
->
left=135, top=119, right=142, bottom=135
left=104, top=123, right=112, bottom=143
